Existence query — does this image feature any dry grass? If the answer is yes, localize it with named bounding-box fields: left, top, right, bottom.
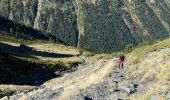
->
left=29, top=43, right=82, bottom=63
left=129, top=38, right=170, bottom=63
left=88, top=52, right=120, bottom=62
left=130, top=85, right=169, bottom=100
left=0, top=37, right=82, bottom=64
left=0, top=34, right=49, bottom=44
left=0, top=85, right=34, bottom=92
left=127, top=38, right=170, bottom=99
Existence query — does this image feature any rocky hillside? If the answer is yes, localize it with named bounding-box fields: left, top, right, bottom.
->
left=1, top=37, right=170, bottom=100
left=0, top=0, right=170, bottom=53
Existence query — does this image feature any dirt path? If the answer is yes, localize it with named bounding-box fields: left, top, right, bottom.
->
left=69, top=61, right=138, bottom=100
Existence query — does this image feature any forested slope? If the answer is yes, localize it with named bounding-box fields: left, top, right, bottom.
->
left=0, top=0, right=170, bottom=53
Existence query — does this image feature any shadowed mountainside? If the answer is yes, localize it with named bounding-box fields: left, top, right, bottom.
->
left=0, top=17, right=67, bottom=44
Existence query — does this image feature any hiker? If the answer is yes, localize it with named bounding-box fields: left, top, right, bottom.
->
left=118, top=53, right=125, bottom=69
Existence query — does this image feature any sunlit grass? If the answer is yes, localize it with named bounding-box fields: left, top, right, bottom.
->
left=130, top=38, right=170, bottom=63
left=130, top=85, right=168, bottom=100
left=128, top=38, right=170, bottom=99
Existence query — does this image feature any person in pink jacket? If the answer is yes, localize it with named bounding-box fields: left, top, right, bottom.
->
left=118, top=53, right=125, bottom=69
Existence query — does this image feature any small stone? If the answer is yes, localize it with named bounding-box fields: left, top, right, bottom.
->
left=166, top=91, right=170, bottom=99
left=117, top=87, right=130, bottom=94
left=151, top=94, right=159, bottom=100
left=1, top=96, right=8, bottom=100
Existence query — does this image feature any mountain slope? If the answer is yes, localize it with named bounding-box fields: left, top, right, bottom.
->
left=1, top=37, right=169, bottom=100
left=0, top=0, right=170, bottom=53
left=0, top=35, right=83, bottom=98
left=127, top=38, right=170, bottom=99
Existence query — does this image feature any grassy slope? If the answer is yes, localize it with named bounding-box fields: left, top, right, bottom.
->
left=87, top=38, right=170, bottom=99
left=0, top=34, right=55, bottom=45
left=127, top=38, right=170, bottom=99
left=0, top=34, right=84, bottom=98
left=0, top=51, right=80, bottom=82
left=130, top=38, right=170, bottom=63
left=0, top=34, right=82, bottom=62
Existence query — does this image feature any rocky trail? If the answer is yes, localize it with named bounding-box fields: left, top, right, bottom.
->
left=69, top=62, right=140, bottom=100
left=2, top=56, right=141, bottom=100
left=6, top=57, right=114, bottom=100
